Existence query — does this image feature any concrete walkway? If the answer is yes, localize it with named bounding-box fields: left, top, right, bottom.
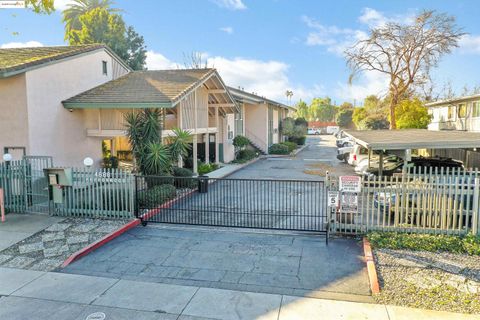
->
left=0, top=267, right=477, bottom=320
left=0, top=213, right=62, bottom=251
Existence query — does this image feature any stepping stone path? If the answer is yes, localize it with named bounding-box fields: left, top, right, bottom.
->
left=0, top=218, right=129, bottom=272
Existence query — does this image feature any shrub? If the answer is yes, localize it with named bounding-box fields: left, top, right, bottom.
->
left=233, top=149, right=257, bottom=163
left=367, top=232, right=480, bottom=256
left=269, top=143, right=289, bottom=155
left=172, top=167, right=196, bottom=188
left=103, top=156, right=119, bottom=169
left=172, top=167, right=193, bottom=177
left=233, top=135, right=250, bottom=149
left=281, top=141, right=297, bottom=152
left=138, top=184, right=177, bottom=208
left=198, top=162, right=219, bottom=175
left=289, top=136, right=306, bottom=145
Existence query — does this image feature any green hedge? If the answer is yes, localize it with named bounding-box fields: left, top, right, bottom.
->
left=138, top=184, right=177, bottom=208
left=233, top=149, right=257, bottom=163
left=367, top=232, right=480, bottom=256
left=172, top=167, right=196, bottom=188
left=198, top=162, right=219, bottom=175
left=269, top=143, right=289, bottom=154
left=281, top=141, right=297, bottom=152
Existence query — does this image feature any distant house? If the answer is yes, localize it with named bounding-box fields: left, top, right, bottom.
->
left=424, top=95, right=480, bottom=168
left=426, top=94, right=480, bottom=132
left=228, top=87, right=293, bottom=153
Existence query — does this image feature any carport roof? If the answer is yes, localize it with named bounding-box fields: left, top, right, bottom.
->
left=344, top=129, right=480, bottom=150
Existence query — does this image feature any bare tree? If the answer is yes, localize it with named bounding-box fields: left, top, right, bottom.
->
left=345, top=10, right=464, bottom=129
left=182, top=51, right=211, bottom=69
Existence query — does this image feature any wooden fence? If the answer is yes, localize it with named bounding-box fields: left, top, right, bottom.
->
left=53, top=167, right=135, bottom=219
left=332, top=168, right=480, bottom=236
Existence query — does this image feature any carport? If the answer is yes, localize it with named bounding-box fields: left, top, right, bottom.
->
left=344, top=129, right=480, bottom=175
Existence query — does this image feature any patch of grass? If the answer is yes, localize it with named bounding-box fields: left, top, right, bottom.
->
left=368, top=232, right=480, bottom=256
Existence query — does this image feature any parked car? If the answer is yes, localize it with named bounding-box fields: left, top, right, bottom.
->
left=327, top=126, right=340, bottom=135
left=355, top=155, right=399, bottom=175
left=336, top=136, right=352, bottom=148
left=347, top=144, right=369, bottom=166
left=307, top=128, right=321, bottom=135
left=336, top=142, right=353, bottom=162
left=366, top=156, right=464, bottom=176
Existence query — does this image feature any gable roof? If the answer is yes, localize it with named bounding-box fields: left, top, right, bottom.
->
left=425, top=93, right=480, bottom=107
left=227, top=86, right=291, bottom=110
left=0, top=44, right=130, bottom=78
left=63, top=69, right=221, bottom=108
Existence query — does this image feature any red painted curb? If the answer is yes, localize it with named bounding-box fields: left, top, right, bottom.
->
left=62, top=218, right=140, bottom=268
left=62, top=188, right=198, bottom=268
left=363, top=237, right=380, bottom=295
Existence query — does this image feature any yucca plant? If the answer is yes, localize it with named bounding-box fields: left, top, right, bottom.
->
left=169, top=128, right=192, bottom=167
left=124, top=109, right=167, bottom=175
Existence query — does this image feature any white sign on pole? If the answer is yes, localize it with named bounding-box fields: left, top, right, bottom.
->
left=339, top=176, right=362, bottom=193
left=328, top=191, right=339, bottom=208
left=340, top=192, right=358, bottom=212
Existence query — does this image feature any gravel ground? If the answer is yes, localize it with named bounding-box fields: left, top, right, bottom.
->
left=373, top=248, right=480, bottom=314
left=0, top=218, right=130, bottom=272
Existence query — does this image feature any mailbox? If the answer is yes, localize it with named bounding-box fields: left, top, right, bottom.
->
left=44, top=168, right=73, bottom=204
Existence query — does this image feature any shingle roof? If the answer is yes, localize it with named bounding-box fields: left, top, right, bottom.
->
left=63, top=69, right=217, bottom=108
left=0, top=44, right=113, bottom=77
left=227, top=86, right=291, bottom=110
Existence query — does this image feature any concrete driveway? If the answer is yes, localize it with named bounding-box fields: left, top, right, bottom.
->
left=62, top=225, right=371, bottom=302
left=230, top=135, right=355, bottom=180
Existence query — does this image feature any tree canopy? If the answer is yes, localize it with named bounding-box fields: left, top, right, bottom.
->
left=346, top=10, right=464, bottom=129
left=395, top=98, right=432, bottom=129
left=65, top=6, right=146, bottom=70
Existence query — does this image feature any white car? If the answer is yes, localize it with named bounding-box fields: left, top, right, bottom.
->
left=336, top=136, right=352, bottom=147
left=336, top=143, right=353, bottom=162
left=307, top=128, right=321, bottom=135
left=348, top=144, right=369, bottom=166
left=354, top=155, right=399, bottom=175
left=327, top=126, right=340, bottom=135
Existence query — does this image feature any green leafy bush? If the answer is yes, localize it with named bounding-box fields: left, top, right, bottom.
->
left=198, top=162, right=219, bottom=175
left=367, top=232, right=480, bottom=255
left=103, top=156, right=119, bottom=169
left=281, top=141, right=297, bottom=152
left=289, top=136, right=306, bottom=145
left=172, top=167, right=196, bottom=188
left=233, top=135, right=250, bottom=149
left=269, top=143, right=289, bottom=154
left=138, top=184, right=177, bottom=208
left=233, top=149, right=257, bottom=163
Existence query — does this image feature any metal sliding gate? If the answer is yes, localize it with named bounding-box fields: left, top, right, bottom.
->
left=135, top=176, right=328, bottom=235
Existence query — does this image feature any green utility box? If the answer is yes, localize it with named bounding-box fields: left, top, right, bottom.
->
left=44, top=168, right=73, bottom=204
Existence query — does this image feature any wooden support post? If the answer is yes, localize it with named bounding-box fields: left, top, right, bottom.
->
left=378, top=151, right=384, bottom=177
left=205, top=134, right=210, bottom=164
left=193, top=134, right=198, bottom=174
left=215, top=107, right=220, bottom=164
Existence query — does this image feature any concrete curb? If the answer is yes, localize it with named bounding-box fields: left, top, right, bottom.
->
left=62, top=218, right=140, bottom=268
left=363, top=237, right=380, bottom=295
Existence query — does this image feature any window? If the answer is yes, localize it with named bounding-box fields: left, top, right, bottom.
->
left=458, top=103, right=467, bottom=118
left=102, top=61, right=108, bottom=75
left=473, top=101, right=480, bottom=118
left=448, top=106, right=455, bottom=120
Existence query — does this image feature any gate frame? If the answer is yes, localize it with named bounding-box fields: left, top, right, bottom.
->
left=135, top=175, right=330, bottom=244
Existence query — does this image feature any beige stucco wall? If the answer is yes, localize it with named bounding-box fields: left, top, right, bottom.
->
left=272, top=108, right=279, bottom=144
left=24, top=49, right=129, bottom=166
left=244, top=102, right=268, bottom=152
left=0, top=74, right=29, bottom=160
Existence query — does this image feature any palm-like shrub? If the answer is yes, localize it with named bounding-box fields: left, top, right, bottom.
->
left=168, top=128, right=192, bottom=167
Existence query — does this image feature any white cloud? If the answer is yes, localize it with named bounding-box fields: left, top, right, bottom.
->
left=458, top=34, right=480, bottom=54
left=302, top=15, right=367, bottom=55
left=358, top=8, right=388, bottom=28
left=211, top=0, right=246, bottom=10
left=145, top=50, right=178, bottom=69
left=53, top=0, right=75, bottom=11
left=334, top=71, right=389, bottom=103
left=145, top=50, right=323, bottom=103
left=1, top=41, right=43, bottom=48
left=220, top=26, right=234, bottom=34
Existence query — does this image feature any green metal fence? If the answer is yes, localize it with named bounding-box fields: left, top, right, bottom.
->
left=0, top=160, right=27, bottom=213
left=53, top=167, right=135, bottom=219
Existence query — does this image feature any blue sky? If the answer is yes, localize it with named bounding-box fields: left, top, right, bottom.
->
left=1, top=0, right=480, bottom=105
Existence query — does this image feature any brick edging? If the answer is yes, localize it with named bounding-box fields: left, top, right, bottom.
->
left=363, top=237, right=380, bottom=295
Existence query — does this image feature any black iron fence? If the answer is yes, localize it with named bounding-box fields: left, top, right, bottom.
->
left=135, top=175, right=327, bottom=233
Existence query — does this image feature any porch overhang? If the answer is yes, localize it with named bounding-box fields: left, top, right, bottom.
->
left=63, top=101, right=174, bottom=109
